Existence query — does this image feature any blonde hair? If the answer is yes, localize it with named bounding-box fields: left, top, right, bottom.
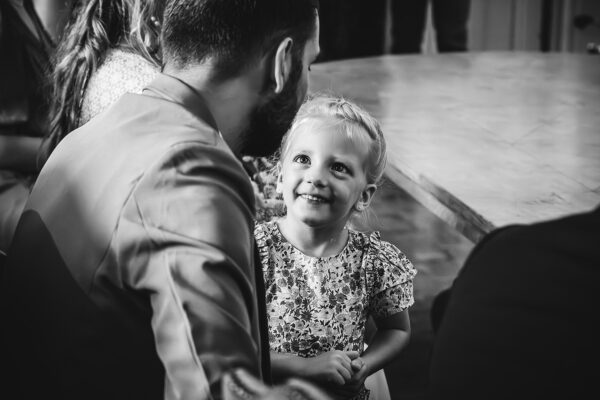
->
left=280, top=93, right=387, bottom=186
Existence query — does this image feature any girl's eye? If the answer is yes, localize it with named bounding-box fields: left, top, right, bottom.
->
left=331, top=163, right=349, bottom=174
left=293, top=154, right=310, bottom=164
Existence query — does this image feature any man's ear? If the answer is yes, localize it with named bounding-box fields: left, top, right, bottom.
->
left=272, top=37, right=294, bottom=94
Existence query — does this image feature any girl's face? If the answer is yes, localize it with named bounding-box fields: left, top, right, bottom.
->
left=278, top=122, right=376, bottom=230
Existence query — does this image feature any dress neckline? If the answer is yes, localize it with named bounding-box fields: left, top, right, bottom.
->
left=272, top=220, right=354, bottom=260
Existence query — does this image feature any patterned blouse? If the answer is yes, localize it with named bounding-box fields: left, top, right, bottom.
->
left=255, top=219, right=416, bottom=360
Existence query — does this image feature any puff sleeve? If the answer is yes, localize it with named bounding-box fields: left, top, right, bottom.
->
left=364, top=232, right=417, bottom=319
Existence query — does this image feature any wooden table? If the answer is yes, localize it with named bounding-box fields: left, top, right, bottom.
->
left=309, top=52, right=600, bottom=243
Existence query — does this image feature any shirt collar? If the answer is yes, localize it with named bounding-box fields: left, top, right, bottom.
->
left=143, top=73, right=219, bottom=131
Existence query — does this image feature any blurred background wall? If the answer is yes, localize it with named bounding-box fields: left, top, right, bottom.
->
left=31, top=0, right=600, bottom=56
left=417, top=0, right=600, bottom=53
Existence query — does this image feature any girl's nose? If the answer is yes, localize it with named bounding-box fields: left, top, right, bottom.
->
left=305, top=167, right=326, bottom=187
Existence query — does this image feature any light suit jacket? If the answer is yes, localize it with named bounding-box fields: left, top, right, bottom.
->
left=2, top=74, right=266, bottom=400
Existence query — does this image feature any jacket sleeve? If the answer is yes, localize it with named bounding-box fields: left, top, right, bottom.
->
left=116, top=141, right=260, bottom=400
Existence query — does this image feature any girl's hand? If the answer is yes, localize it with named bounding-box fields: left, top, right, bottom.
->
left=325, top=357, right=369, bottom=399
left=302, top=350, right=359, bottom=386
left=347, top=358, right=369, bottom=394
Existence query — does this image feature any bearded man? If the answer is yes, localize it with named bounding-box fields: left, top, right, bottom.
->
left=2, top=1, right=320, bottom=399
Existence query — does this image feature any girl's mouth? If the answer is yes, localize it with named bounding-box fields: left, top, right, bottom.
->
left=299, top=193, right=329, bottom=203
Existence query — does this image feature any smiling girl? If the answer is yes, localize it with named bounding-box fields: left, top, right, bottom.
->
left=255, top=94, right=417, bottom=399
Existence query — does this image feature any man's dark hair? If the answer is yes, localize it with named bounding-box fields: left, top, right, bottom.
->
left=162, top=0, right=319, bottom=79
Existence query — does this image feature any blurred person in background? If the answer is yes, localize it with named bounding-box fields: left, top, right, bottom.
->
left=317, top=0, right=386, bottom=62
left=428, top=205, right=600, bottom=399
left=0, top=0, right=56, bottom=252
left=41, top=0, right=163, bottom=163
left=391, top=0, right=470, bottom=54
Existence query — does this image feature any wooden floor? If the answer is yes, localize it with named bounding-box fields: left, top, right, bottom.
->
left=367, top=179, right=474, bottom=399
left=310, top=53, right=600, bottom=244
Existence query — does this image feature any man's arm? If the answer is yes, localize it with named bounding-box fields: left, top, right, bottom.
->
left=121, top=143, right=261, bottom=399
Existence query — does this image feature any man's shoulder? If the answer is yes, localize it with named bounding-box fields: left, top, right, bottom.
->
left=105, top=92, right=219, bottom=140
left=74, top=92, right=228, bottom=169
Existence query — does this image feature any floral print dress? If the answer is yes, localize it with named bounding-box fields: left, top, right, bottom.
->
left=255, top=220, right=417, bottom=399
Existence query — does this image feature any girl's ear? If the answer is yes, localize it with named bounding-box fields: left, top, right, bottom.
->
left=354, top=184, right=377, bottom=212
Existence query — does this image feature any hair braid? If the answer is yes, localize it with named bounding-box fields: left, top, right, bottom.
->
left=43, top=0, right=129, bottom=163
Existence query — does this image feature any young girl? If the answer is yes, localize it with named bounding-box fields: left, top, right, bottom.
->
left=255, top=94, right=417, bottom=399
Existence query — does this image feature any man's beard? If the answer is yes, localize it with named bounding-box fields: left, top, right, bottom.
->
left=239, top=56, right=304, bottom=158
